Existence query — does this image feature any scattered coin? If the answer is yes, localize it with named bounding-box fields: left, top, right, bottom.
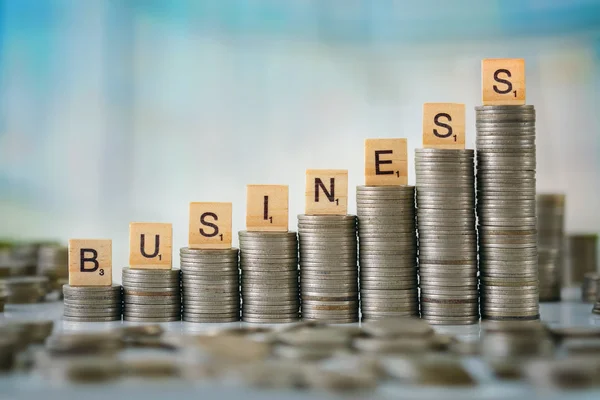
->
left=524, top=357, right=600, bottom=389
left=45, top=332, right=124, bottom=356
left=122, top=358, right=181, bottom=378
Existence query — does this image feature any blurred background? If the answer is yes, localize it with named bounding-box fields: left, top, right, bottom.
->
left=0, top=0, right=599, bottom=280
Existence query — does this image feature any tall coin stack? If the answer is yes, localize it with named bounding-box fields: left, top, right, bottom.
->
left=415, top=149, right=479, bottom=325
left=567, top=234, right=598, bottom=286
left=239, top=231, right=300, bottom=323
left=180, top=247, right=240, bottom=322
left=356, top=186, right=418, bottom=321
left=537, top=194, right=565, bottom=300
left=62, top=284, right=122, bottom=322
left=38, top=245, right=69, bottom=296
left=475, top=105, right=539, bottom=321
left=122, top=268, right=181, bottom=322
left=298, top=215, right=359, bottom=323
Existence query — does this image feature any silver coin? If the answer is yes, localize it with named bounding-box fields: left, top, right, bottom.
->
left=183, top=315, right=239, bottom=323
left=122, top=268, right=180, bottom=276
left=63, top=315, right=121, bottom=322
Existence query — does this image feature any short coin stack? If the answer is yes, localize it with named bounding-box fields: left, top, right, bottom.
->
left=298, top=215, right=359, bottom=323
left=180, top=247, right=240, bottom=322
left=239, top=231, right=299, bottom=323
left=0, top=281, right=7, bottom=312
left=567, top=234, right=598, bottom=286
left=593, top=292, right=600, bottom=315
left=476, top=105, right=539, bottom=321
left=415, top=149, right=478, bottom=325
left=122, top=268, right=181, bottom=322
left=538, top=248, right=561, bottom=302
left=356, top=186, right=418, bottom=321
left=537, top=194, right=565, bottom=297
left=62, top=284, right=122, bottom=322
left=5, top=276, right=49, bottom=304
left=582, top=273, right=600, bottom=303
left=38, top=245, right=69, bottom=296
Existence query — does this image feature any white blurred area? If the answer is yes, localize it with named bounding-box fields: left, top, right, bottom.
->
left=0, top=7, right=598, bottom=281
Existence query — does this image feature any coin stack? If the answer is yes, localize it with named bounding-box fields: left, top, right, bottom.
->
left=38, top=245, right=69, bottom=296
left=10, top=242, right=41, bottom=276
left=593, top=292, right=600, bottom=315
left=180, top=247, right=240, bottom=322
left=537, top=194, right=565, bottom=293
left=476, top=105, right=539, bottom=321
left=415, top=149, right=479, bottom=325
left=0, top=280, right=7, bottom=312
left=5, top=276, right=49, bottom=304
left=62, top=284, right=122, bottom=322
left=239, top=231, right=299, bottom=323
left=122, top=268, right=181, bottom=322
left=582, top=272, right=600, bottom=303
left=356, top=186, right=418, bottom=321
left=298, top=215, right=359, bottom=323
left=538, top=247, right=561, bottom=301
left=567, top=234, right=598, bottom=286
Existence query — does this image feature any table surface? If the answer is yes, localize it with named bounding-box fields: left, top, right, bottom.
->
left=1, top=288, right=599, bottom=400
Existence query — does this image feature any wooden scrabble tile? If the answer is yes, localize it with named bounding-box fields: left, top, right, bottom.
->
left=246, top=185, right=288, bottom=232
left=68, top=239, right=112, bottom=286
left=305, top=169, right=348, bottom=215
left=482, top=58, right=526, bottom=105
left=365, top=138, right=408, bottom=186
left=189, top=202, right=232, bottom=249
left=422, top=103, right=466, bottom=149
left=129, top=222, right=172, bottom=269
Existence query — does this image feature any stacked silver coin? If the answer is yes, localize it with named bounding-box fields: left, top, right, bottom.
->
left=476, top=105, right=539, bottom=321
left=5, top=276, right=49, bottom=304
left=593, top=292, right=600, bottom=315
left=62, top=284, right=122, bottom=322
left=239, top=231, right=299, bottom=323
left=38, top=245, right=69, bottom=296
left=538, top=247, right=561, bottom=302
left=298, top=215, right=358, bottom=323
left=582, top=272, right=600, bottom=303
left=356, top=186, right=418, bottom=321
left=122, top=268, right=181, bottom=322
left=537, top=194, right=565, bottom=293
left=415, top=149, right=478, bottom=325
left=180, top=247, right=240, bottom=322
left=0, top=280, right=7, bottom=312
left=567, top=234, right=598, bottom=286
